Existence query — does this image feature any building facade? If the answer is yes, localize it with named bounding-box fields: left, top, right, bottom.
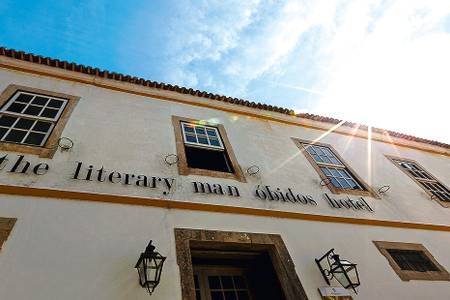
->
left=0, top=48, right=449, bottom=300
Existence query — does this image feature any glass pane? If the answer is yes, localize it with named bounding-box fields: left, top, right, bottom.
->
left=237, top=291, right=249, bottom=300
left=183, top=125, right=195, bottom=132
left=347, top=179, right=358, bottom=189
left=195, top=126, right=206, bottom=135
left=24, top=132, right=46, bottom=146
left=322, top=148, right=334, bottom=157
left=206, top=128, right=217, bottom=136
left=233, top=276, right=245, bottom=289
left=16, top=93, right=33, bottom=103
left=33, top=121, right=52, bottom=133
left=23, top=105, right=43, bottom=116
left=321, top=156, right=332, bottom=164
left=338, top=169, right=350, bottom=178
left=314, top=147, right=325, bottom=155
left=197, top=136, right=209, bottom=145
left=224, top=291, right=237, bottom=300
left=0, top=115, right=17, bottom=127
left=221, top=276, right=233, bottom=289
left=311, top=154, right=323, bottom=162
left=210, top=138, right=220, bottom=147
left=306, top=146, right=316, bottom=155
left=185, top=134, right=197, bottom=143
left=330, top=157, right=340, bottom=165
left=47, top=99, right=64, bottom=108
left=32, top=96, right=49, bottom=105
left=208, top=276, right=221, bottom=289
left=15, top=118, right=34, bottom=130
left=330, top=168, right=340, bottom=177
left=0, top=127, right=7, bottom=139
left=321, top=167, right=332, bottom=176
left=338, top=178, right=350, bottom=189
left=330, top=177, right=340, bottom=188
left=6, top=102, right=26, bottom=113
left=4, top=129, right=27, bottom=143
left=211, top=291, right=224, bottom=300
left=41, top=108, right=59, bottom=119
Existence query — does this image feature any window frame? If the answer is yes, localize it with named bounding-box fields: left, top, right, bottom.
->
left=0, top=85, right=80, bottom=158
left=292, top=138, right=378, bottom=198
left=386, top=155, right=450, bottom=208
left=373, top=241, right=450, bottom=281
left=175, top=228, right=308, bottom=300
left=172, top=115, right=246, bottom=182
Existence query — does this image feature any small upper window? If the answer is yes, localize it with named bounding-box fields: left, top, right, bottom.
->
left=0, top=91, right=68, bottom=146
left=293, top=138, right=377, bottom=198
left=388, top=157, right=450, bottom=206
left=304, top=144, right=364, bottom=191
left=181, top=122, right=224, bottom=149
left=172, top=116, right=245, bottom=182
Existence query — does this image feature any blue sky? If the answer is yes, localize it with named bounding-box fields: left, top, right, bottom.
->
left=1, top=0, right=450, bottom=143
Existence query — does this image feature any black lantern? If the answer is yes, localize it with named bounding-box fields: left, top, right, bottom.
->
left=315, top=249, right=360, bottom=293
left=135, top=240, right=166, bottom=295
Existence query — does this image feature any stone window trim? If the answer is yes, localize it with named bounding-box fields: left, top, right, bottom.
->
left=373, top=241, right=450, bottom=282
left=171, top=115, right=246, bottom=182
left=292, top=138, right=379, bottom=198
left=0, top=217, right=16, bottom=251
left=385, top=155, right=450, bottom=208
left=0, top=84, right=80, bottom=158
left=174, top=228, right=309, bottom=300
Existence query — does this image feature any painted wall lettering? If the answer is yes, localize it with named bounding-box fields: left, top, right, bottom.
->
left=192, top=181, right=240, bottom=197
left=0, top=154, right=49, bottom=175
left=72, top=161, right=175, bottom=195
left=254, top=185, right=317, bottom=205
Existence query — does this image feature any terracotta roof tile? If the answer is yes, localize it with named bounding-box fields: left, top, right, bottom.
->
left=0, top=46, right=448, bottom=150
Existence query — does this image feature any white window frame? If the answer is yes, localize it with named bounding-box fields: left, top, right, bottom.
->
left=181, top=122, right=224, bottom=150
left=0, top=91, right=68, bottom=146
left=303, top=143, right=364, bottom=191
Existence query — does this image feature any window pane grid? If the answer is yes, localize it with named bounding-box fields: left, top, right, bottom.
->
left=0, top=115, right=54, bottom=146
left=207, top=275, right=250, bottom=300
left=304, top=144, right=343, bottom=166
left=181, top=122, right=224, bottom=150
left=320, top=166, right=363, bottom=190
left=393, top=159, right=450, bottom=202
left=303, top=143, right=364, bottom=191
left=0, top=91, right=67, bottom=147
left=387, top=249, right=439, bottom=272
left=2, top=91, right=67, bottom=122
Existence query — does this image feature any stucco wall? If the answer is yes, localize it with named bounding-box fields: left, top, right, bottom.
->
left=0, top=67, right=450, bottom=300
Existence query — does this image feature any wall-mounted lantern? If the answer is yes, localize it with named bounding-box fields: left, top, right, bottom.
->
left=315, top=248, right=360, bottom=293
left=135, top=240, right=167, bottom=295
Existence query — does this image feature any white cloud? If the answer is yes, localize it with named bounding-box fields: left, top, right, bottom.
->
left=163, top=0, right=450, bottom=142
left=312, top=0, right=450, bottom=142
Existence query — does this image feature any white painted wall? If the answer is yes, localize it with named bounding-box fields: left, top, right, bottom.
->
left=0, top=67, right=449, bottom=299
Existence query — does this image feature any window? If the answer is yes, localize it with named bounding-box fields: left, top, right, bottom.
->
left=0, top=217, right=16, bottom=251
left=293, top=138, right=377, bottom=198
left=387, top=156, right=450, bottom=207
left=373, top=241, right=450, bottom=281
left=0, top=85, right=79, bottom=158
left=172, top=116, right=245, bottom=182
left=194, top=267, right=253, bottom=300
left=0, top=91, right=67, bottom=146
